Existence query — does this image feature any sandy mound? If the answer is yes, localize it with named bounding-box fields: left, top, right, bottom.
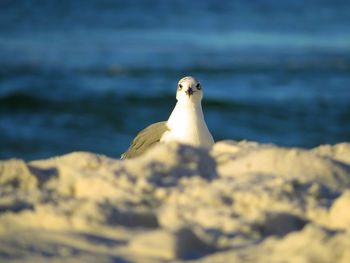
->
left=1, top=141, right=350, bottom=262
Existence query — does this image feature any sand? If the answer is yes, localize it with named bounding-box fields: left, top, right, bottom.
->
left=1, top=140, right=350, bottom=263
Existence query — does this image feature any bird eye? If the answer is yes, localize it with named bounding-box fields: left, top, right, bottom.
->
left=178, top=84, right=183, bottom=90
left=196, top=83, right=201, bottom=90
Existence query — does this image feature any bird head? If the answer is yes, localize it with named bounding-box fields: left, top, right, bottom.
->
left=176, top=76, right=203, bottom=103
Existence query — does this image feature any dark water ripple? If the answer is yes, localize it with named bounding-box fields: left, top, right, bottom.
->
left=1, top=83, right=349, bottom=160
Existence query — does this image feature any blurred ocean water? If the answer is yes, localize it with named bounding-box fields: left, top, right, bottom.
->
left=0, top=0, right=350, bottom=160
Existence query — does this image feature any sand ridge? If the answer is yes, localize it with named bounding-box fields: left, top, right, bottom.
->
left=0, top=141, right=350, bottom=262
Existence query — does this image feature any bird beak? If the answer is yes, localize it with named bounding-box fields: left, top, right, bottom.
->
left=185, top=87, right=194, bottom=98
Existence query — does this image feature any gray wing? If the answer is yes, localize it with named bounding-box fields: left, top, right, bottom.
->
left=121, top=121, right=169, bottom=159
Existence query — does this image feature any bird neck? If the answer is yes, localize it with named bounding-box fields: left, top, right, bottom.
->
left=167, top=101, right=204, bottom=128
left=163, top=100, right=214, bottom=149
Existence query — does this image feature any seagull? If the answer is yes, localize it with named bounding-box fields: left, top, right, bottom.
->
left=121, top=76, right=214, bottom=159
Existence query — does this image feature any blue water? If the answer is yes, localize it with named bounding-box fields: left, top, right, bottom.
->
left=1, top=0, right=350, bottom=160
